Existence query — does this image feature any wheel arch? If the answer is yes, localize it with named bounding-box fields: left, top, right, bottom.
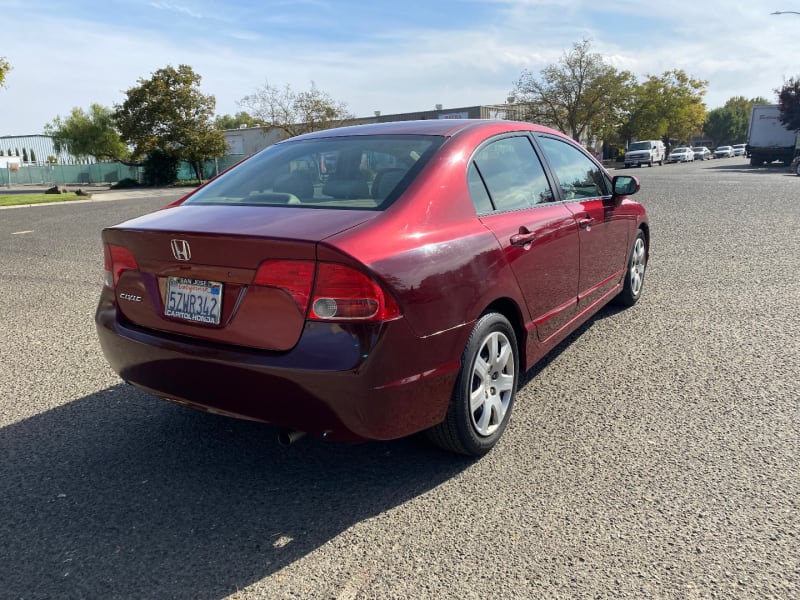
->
left=481, top=297, right=528, bottom=368
left=638, top=222, right=650, bottom=256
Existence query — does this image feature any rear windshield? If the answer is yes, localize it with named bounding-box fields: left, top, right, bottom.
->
left=185, top=134, right=444, bottom=210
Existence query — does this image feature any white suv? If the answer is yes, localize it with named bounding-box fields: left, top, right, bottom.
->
left=624, top=140, right=666, bottom=168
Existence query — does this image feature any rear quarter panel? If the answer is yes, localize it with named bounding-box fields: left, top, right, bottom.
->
left=323, top=131, right=530, bottom=340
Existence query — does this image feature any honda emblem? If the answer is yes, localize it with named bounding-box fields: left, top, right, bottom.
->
left=171, top=239, right=191, bottom=261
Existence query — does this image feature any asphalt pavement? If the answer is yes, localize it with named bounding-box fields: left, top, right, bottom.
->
left=0, top=158, right=797, bottom=599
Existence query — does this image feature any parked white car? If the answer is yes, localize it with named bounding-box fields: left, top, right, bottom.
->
left=732, top=144, right=747, bottom=156
left=692, top=147, right=711, bottom=161
left=714, top=146, right=735, bottom=158
left=667, top=147, right=695, bottom=163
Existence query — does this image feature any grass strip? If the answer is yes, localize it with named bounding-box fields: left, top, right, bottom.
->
left=0, top=193, right=85, bottom=207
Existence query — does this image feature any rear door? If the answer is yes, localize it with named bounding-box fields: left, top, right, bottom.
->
left=469, top=135, right=580, bottom=342
left=534, top=135, right=631, bottom=311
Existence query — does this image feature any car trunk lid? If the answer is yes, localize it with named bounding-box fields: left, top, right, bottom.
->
left=103, top=205, right=376, bottom=351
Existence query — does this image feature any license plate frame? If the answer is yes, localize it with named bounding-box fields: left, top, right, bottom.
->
left=165, top=277, right=223, bottom=325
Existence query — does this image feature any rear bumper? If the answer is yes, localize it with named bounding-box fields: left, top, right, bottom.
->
left=95, top=289, right=466, bottom=442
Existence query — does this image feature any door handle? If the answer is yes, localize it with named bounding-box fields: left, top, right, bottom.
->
left=510, top=231, right=536, bottom=246
left=578, top=217, right=595, bottom=230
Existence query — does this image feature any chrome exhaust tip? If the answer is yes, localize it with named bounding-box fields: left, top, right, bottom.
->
left=277, top=429, right=306, bottom=446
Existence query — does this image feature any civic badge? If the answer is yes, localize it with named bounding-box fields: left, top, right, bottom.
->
left=171, top=239, right=191, bottom=261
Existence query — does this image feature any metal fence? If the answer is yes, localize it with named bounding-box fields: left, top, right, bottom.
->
left=1, top=155, right=249, bottom=187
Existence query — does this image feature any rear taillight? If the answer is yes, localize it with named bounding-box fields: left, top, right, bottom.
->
left=253, top=260, right=315, bottom=313
left=252, top=260, right=400, bottom=322
left=103, top=244, right=139, bottom=289
left=309, top=263, right=400, bottom=321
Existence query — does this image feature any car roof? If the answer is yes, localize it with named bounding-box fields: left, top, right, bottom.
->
left=284, top=119, right=559, bottom=141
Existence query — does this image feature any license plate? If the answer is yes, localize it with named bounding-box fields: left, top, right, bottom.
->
left=165, top=277, right=223, bottom=325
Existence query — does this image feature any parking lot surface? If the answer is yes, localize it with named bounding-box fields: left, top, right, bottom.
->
left=0, top=157, right=797, bottom=599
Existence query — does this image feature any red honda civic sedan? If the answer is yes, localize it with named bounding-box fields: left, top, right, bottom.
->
left=96, top=119, right=648, bottom=456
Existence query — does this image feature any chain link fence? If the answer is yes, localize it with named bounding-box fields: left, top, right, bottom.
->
left=0, top=155, right=249, bottom=187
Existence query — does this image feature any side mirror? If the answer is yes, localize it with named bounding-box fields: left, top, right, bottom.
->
left=612, top=175, right=640, bottom=197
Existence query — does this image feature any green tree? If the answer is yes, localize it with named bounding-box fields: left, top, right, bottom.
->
left=512, top=39, right=637, bottom=142
left=703, top=96, right=769, bottom=146
left=0, top=56, right=10, bottom=89
left=45, top=104, right=129, bottom=161
left=776, top=77, right=800, bottom=131
left=30, top=149, right=36, bottom=163
left=115, top=64, right=227, bottom=183
left=239, top=81, right=354, bottom=138
left=22, top=148, right=28, bottom=162
left=622, top=70, right=707, bottom=145
left=214, top=111, right=259, bottom=130
left=143, top=149, right=179, bottom=186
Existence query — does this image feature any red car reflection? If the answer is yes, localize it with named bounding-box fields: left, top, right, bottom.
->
left=96, top=119, right=649, bottom=456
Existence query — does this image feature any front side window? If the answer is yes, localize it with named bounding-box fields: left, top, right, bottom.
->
left=184, top=135, right=444, bottom=210
left=468, top=136, right=554, bottom=214
left=537, top=136, right=609, bottom=200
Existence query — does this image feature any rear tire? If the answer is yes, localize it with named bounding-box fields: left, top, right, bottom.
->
left=426, top=313, right=519, bottom=456
left=614, top=231, right=647, bottom=307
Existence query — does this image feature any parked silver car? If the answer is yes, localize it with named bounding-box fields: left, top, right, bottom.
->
left=791, top=155, right=800, bottom=176
left=732, top=144, right=747, bottom=157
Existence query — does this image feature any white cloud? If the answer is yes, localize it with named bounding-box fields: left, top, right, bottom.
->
left=0, top=1, right=797, bottom=135
left=148, top=2, right=203, bottom=19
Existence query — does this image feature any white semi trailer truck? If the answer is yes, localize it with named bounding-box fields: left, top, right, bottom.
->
left=747, top=104, right=799, bottom=166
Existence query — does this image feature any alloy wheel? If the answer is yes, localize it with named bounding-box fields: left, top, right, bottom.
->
left=469, top=331, right=515, bottom=437
left=630, top=236, right=646, bottom=297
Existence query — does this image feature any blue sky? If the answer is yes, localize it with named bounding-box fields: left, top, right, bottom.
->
left=0, top=0, right=798, bottom=135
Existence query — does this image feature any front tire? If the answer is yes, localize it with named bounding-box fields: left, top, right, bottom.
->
left=614, top=230, right=647, bottom=307
left=426, top=313, right=519, bottom=456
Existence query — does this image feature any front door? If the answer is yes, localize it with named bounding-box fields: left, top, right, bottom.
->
left=535, top=135, right=631, bottom=311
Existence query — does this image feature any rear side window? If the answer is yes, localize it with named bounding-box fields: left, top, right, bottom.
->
left=468, top=136, right=554, bottom=214
left=536, top=136, right=609, bottom=200
left=184, top=135, right=444, bottom=210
